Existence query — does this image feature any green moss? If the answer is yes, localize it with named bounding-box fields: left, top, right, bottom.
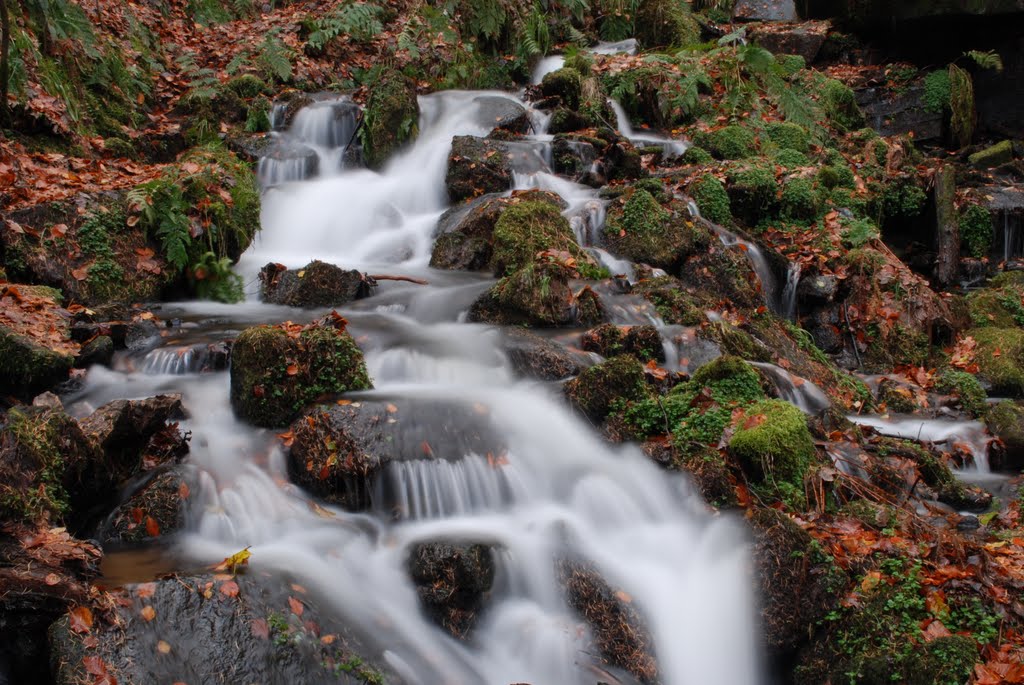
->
left=971, top=327, right=1024, bottom=396
left=229, top=322, right=372, bottom=428
left=226, top=74, right=267, bottom=98
left=987, top=400, right=1024, bottom=449
left=682, top=146, right=714, bottom=164
left=698, top=125, right=758, bottom=160
left=882, top=179, right=927, bottom=220
left=936, top=369, right=988, bottom=417
left=563, top=51, right=594, bottom=76
left=0, top=327, right=73, bottom=400
left=633, top=277, right=707, bottom=326
left=566, top=355, right=649, bottom=421
left=779, top=177, right=820, bottom=222
left=603, top=190, right=707, bottom=270
left=968, top=140, right=1014, bottom=169
left=634, top=0, right=700, bottom=49
left=491, top=201, right=589, bottom=276
left=818, top=164, right=855, bottom=190
left=840, top=217, right=879, bottom=248
left=923, top=69, right=951, bottom=115
left=0, top=409, right=74, bottom=523
left=691, top=174, right=732, bottom=225
left=959, top=204, right=993, bottom=258
left=775, top=148, right=810, bottom=169
left=728, top=399, right=815, bottom=489
left=540, top=67, right=583, bottom=109
left=360, top=69, right=419, bottom=169
left=767, top=122, right=810, bottom=153
left=968, top=283, right=1024, bottom=328
left=727, top=162, right=778, bottom=224
left=777, top=54, right=806, bottom=77
left=820, top=79, right=864, bottom=132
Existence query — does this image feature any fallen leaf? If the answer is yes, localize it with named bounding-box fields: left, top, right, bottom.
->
left=69, top=606, right=94, bottom=634
left=157, top=640, right=172, bottom=655
left=141, top=605, right=156, bottom=622
left=288, top=596, right=304, bottom=616
left=219, top=580, right=240, bottom=598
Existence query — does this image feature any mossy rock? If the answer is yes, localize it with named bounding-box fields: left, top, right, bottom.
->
left=468, top=262, right=604, bottom=328
left=696, top=125, right=758, bottom=160
left=100, top=466, right=194, bottom=545
left=682, top=145, right=714, bottom=164
left=603, top=190, right=710, bottom=271
left=779, top=176, right=821, bottom=222
left=580, top=324, right=664, bottom=362
left=728, top=399, right=815, bottom=495
left=726, top=162, right=778, bottom=225
left=968, top=140, right=1014, bottom=169
left=229, top=316, right=372, bottom=428
left=820, top=79, right=864, bottom=132
left=540, top=68, right=583, bottom=110
left=967, top=282, right=1024, bottom=328
left=817, top=164, right=855, bottom=189
left=565, top=355, right=649, bottom=422
left=766, top=121, right=811, bottom=153
left=690, top=174, right=732, bottom=225
left=632, top=276, right=707, bottom=326
left=407, top=541, right=496, bottom=638
left=970, top=327, right=1024, bottom=396
left=0, top=325, right=74, bottom=402
left=360, top=69, right=419, bottom=169
left=225, top=74, right=268, bottom=98
left=876, top=377, right=918, bottom=413
left=491, top=200, right=592, bottom=276
left=446, top=136, right=512, bottom=203
left=959, top=204, right=993, bottom=258
left=935, top=369, right=988, bottom=417
left=634, top=0, right=700, bottom=49
left=987, top=400, right=1024, bottom=469
left=258, top=261, right=370, bottom=308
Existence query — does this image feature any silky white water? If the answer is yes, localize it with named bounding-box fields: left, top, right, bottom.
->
left=67, top=89, right=763, bottom=684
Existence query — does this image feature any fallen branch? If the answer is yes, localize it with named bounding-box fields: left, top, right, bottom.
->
left=367, top=274, right=429, bottom=285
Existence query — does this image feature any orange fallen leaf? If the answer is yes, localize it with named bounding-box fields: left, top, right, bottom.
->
left=219, top=580, right=240, bottom=598
left=157, top=640, right=172, bottom=655
left=288, top=596, right=304, bottom=616
left=69, top=606, right=94, bottom=634
left=141, top=605, right=156, bottom=622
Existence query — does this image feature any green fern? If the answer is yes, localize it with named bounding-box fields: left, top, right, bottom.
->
left=949, top=63, right=975, bottom=148
left=307, top=2, right=385, bottom=51
left=258, top=33, right=294, bottom=83
left=964, top=50, right=1003, bottom=73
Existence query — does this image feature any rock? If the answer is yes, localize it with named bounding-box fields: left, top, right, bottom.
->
left=99, top=466, right=194, bottom=545
left=407, top=541, right=495, bottom=638
left=0, top=324, right=73, bottom=402
left=473, top=95, right=530, bottom=135
left=633, top=276, right=708, bottom=326
left=446, top=136, right=512, bottom=203
left=634, top=0, right=700, bottom=49
left=225, top=131, right=275, bottom=164
left=468, top=263, right=605, bottom=328
left=750, top=508, right=846, bottom=658
left=970, top=327, right=1024, bottom=396
left=255, top=140, right=320, bottom=185
left=74, top=335, right=114, bottom=368
left=490, top=199, right=595, bottom=276
left=856, top=82, right=944, bottom=141
left=796, top=273, right=838, bottom=305
left=48, top=573, right=393, bottom=685
left=749, top=20, right=829, bottom=62
left=78, top=394, right=186, bottom=480
left=540, top=68, right=582, bottom=109
left=503, top=328, right=586, bottom=380
left=728, top=399, right=816, bottom=499
left=258, top=261, right=370, bottom=307
left=581, top=323, right=665, bottom=362
left=229, top=315, right=372, bottom=428
left=288, top=399, right=504, bottom=511
left=734, top=0, right=799, bottom=22
left=125, top=318, right=161, bottom=352
left=969, top=140, right=1015, bottom=168
left=987, top=400, right=1024, bottom=470
left=876, top=377, right=918, bottom=413
left=361, top=69, right=419, bottom=169
left=565, top=355, right=649, bottom=422
left=603, top=189, right=713, bottom=272
left=552, top=135, right=600, bottom=179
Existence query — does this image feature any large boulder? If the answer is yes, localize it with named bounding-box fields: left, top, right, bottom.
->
left=467, top=263, right=605, bottom=328
left=474, top=95, right=530, bottom=135
left=361, top=69, right=419, bottom=169
left=749, top=21, right=830, bottom=63
left=728, top=399, right=817, bottom=503
left=78, top=394, right=186, bottom=480
left=229, top=314, right=372, bottom=428
left=445, top=136, right=514, bottom=203
left=580, top=324, right=665, bottom=362
left=259, top=261, right=371, bottom=308
left=502, top=328, right=587, bottom=380
left=603, top=188, right=713, bottom=272
left=407, top=541, right=495, bottom=638
left=564, top=355, right=649, bottom=422
left=98, top=466, right=195, bottom=545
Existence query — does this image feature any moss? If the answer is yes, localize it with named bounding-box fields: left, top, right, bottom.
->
left=691, top=174, right=732, bottom=225
left=881, top=179, right=927, bottom=220
left=988, top=401, right=1024, bottom=450
left=923, top=69, right=951, bottom=114
left=633, top=277, right=707, bottom=326
left=0, top=326, right=73, bottom=401
left=634, top=0, right=700, bottom=49
left=566, top=355, right=649, bottom=421
left=777, top=54, right=806, bottom=77
left=603, top=190, right=706, bottom=270
left=817, top=164, right=855, bottom=190
left=766, top=122, right=810, bottom=153
left=226, top=74, right=267, bottom=98
left=469, top=262, right=603, bottom=328
left=936, top=369, right=988, bottom=417
left=698, top=125, right=758, bottom=160
left=968, top=283, right=1024, bottom=328
left=360, top=69, right=419, bottom=169
left=682, top=145, right=714, bottom=164
left=840, top=217, right=879, bottom=248
left=0, top=408, right=72, bottom=522
left=491, top=201, right=590, bottom=276
left=540, top=68, right=583, bottom=110
left=959, top=204, right=993, bottom=258
left=968, top=140, right=1014, bottom=169
left=779, top=177, right=821, bottom=222
left=775, top=148, right=810, bottom=169
left=877, top=379, right=918, bottom=413
left=820, top=79, right=864, bottom=132
left=229, top=320, right=372, bottom=428
left=728, top=399, right=815, bottom=491
left=727, top=162, right=778, bottom=225
left=563, top=51, right=594, bottom=76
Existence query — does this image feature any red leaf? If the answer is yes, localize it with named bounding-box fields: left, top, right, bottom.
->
left=288, top=596, right=304, bottom=616
left=69, top=606, right=94, bottom=634
left=251, top=618, right=269, bottom=640
left=145, top=516, right=160, bottom=537
left=219, top=580, right=240, bottom=598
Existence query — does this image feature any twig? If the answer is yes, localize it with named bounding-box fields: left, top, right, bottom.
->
left=367, top=274, right=429, bottom=285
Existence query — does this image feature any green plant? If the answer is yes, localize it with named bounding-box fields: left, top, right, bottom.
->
left=691, top=174, right=731, bottom=225
left=840, top=217, right=879, bottom=248
left=923, top=69, right=951, bottom=115
left=959, top=204, right=992, bottom=258
left=306, top=2, right=385, bottom=52
left=191, top=252, right=244, bottom=303
left=128, top=180, right=191, bottom=270
left=948, top=64, right=974, bottom=147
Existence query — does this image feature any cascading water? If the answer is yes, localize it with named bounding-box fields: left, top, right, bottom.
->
left=257, top=97, right=359, bottom=187
left=609, top=101, right=689, bottom=157
left=67, top=89, right=762, bottom=684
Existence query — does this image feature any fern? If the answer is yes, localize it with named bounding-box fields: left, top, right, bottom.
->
left=948, top=63, right=975, bottom=148
left=307, top=2, right=385, bottom=51
left=257, top=33, right=294, bottom=83
left=964, top=49, right=1003, bottom=73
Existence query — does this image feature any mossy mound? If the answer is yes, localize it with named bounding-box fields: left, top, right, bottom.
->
left=603, top=189, right=712, bottom=271
left=468, top=262, right=604, bottom=328
left=446, top=136, right=512, bottom=203
left=969, top=327, right=1024, bottom=396
left=229, top=315, right=372, bottom=428
left=820, top=78, right=865, bottom=132
left=779, top=176, right=821, bottom=222
left=540, top=68, right=583, bottom=110
left=987, top=400, right=1024, bottom=469
left=726, top=162, right=778, bottom=225
left=967, top=282, right=1024, bottom=328
left=360, top=69, right=420, bottom=169
left=580, top=324, right=664, bottom=363
left=766, top=121, right=811, bottom=153
left=690, top=174, right=732, bottom=225
left=491, top=201, right=593, bottom=276
left=696, top=125, right=758, bottom=160
left=935, top=369, right=988, bottom=417
left=0, top=325, right=74, bottom=402
left=728, top=399, right=815, bottom=501
left=259, top=261, right=370, bottom=308
left=634, top=0, right=700, bottom=49
left=633, top=276, right=708, bottom=326
left=565, top=356, right=649, bottom=422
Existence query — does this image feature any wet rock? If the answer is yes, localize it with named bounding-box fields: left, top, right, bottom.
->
left=288, top=399, right=504, bottom=511
left=602, top=136, right=645, bottom=181
left=565, top=355, right=649, bottom=422
left=361, top=69, right=419, bottom=169
left=225, top=130, right=275, bottom=164
left=876, top=377, right=918, bottom=413
left=603, top=189, right=713, bottom=272
left=750, top=508, right=847, bottom=658
left=856, top=81, right=944, bottom=141
left=259, top=261, right=371, bottom=308
left=256, top=140, right=320, bottom=185
left=552, top=134, right=600, bottom=179
left=987, top=400, right=1024, bottom=470
left=229, top=315, right=372, bottom=428
left=969, top=140, right=1015, bottom=168
left=490, top=199, right=595, bottom=276
left=503, top=329, right=586, bottom=381
left=78, top=394, right=186, bottom=480
left=48, top=573, right=393, bottom=685
left=74, top=335, right=114, bottom=368
left=446, top=136, right=512, bottom=203
left=473, top=95, right=530, bottom=135
left=734, top=0, right=798, bottom=22
left=749, top=20, right=829, bottom=62
left=125, top=318, right=161, bottom=352
left=547, top=107, right=592, bottom=135
left=796, top=272, right=838, bottom=305
left=633, top=276, right=708, bottom=326
left=407, top=541, right=495, bottom=638
left=540, top=68, right=582, bottom=109
left=581, top=324, right=665, bottom=362
left=0, top=324, right=73, bottom=402
left=468, top=263, right=605, bottom=328
left=99, top=466, right=194, bottom=545
left=557, top=558, right=659, bottom=683
left=635, top=0, right=700, bottom=49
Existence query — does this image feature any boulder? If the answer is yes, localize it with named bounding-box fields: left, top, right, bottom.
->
left=970, top=327, right=1024, bottom=396
left=407, top=541, right=495, bottom=638
left=361, top=69, right=419, bottom=169
left=602, top=189, right=712, bottom=272
left=969, top=140, right=1015, bottom=168
left=540, top=68, right=582, bottom=110
left=255, top=141, right=320, bottom=185
left=796, top=272, right=838, bottom=305
left=580, top=323, right=665, bottom=362
left=749, top=20, right=829, bottom=63
left=467, top=263, right=605, bottom=328
left=229, top=314, right=372, bottom=428
left=490, top=199, right=594, bottom=276
left=0, top=324, right=74, bottom=402
left=287, top=398, right=504, bottom=511
left=502, top=328, right=586, bottom=380
left=446, top=136, right=513, bottom=203
left=987, top=400, right=1024, bottom=469
left=564, top=355, right=649, bottom=422
left=734, top=0, right=799, bottom=21
left=856, top=82, right=944, bottom=141
left=552, top=135, right=600, bottom=180
left=634, top=0, right=700, bottom=49
left=728, top=399, right=816, bottom=500
left=78, top=394, right=187, bottom=480
left=74, top=335, right=114, bottom=368
left=99, top=466, right=194, bottom=545
left=259, top=261, right=371, bottom=308
left=473, top=95, right=530, bottom=135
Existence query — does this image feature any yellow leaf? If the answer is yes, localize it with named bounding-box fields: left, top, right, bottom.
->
left=213, top=547, right=252, bottom=574
left=141, top=605, right=156, bottom=622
